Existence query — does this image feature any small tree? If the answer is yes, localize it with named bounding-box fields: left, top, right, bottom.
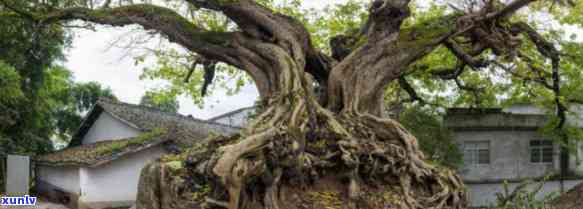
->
left=399, top=105, right=462, bottom=168
left=139, top=91, right=180, bottom=113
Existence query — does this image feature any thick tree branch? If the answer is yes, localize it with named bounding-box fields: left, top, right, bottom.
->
left=328, top=0, right=414, bottom=63
left=330, top=34, right=360, bottom=62
left=443, top=39, right=489, bottom=69
left=325, top=0, right=544, bottom=116
left=398, top=76, right=426, bottom=104
left=327, top=14, right=458, bottom=115
left=36, top=4, right=241, bottom=65
left=428, top=62, right=467, bottom=80
left=14, top=3, right=287, bottom=99
left=481, top=0, right=536, bottom=21
left=184, top=0, right=226, bottom=11
left=364, top=0, right=412, bottom=40
left=510, top=22, right=560, bottom=60
left=185, top=0, right=334, bottom=100
left=184, top=55, right=204, bottom=83
left=186, top=0, right=332, bottom=81
left=201, top=59, right=217, bottom=96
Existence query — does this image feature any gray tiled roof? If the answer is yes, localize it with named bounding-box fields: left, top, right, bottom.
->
left=207, top=106, right=256, bottom=122
left=36, top=130, right=168, bottom=167
left=69, top=98, right=240, bottom=147
left=37, top=99, right=242, bottom=166
left=445, top=107, right=548, bottom=131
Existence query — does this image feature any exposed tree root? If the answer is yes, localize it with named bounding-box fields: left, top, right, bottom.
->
left=136, top=95, right=466, bottom=209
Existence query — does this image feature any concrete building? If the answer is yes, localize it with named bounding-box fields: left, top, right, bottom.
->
left=35, top=99, right=241, bottom=209
left=445, top=105, right=583, bottom=207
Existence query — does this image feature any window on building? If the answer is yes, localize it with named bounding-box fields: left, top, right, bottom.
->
left=530, top=140, right=553, bottom=163
left=463, top=141, right=490, bottom=165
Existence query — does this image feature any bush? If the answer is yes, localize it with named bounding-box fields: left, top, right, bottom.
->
left=489, top=178, right=558, bottom=209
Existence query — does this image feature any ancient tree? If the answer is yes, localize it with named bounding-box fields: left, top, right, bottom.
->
left=1, top=0, right=572, bottom=208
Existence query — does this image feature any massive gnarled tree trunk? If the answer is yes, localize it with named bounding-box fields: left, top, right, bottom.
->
left=3, top=0, right=547, bottom=208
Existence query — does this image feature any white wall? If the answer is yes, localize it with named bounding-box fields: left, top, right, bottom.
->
left=455, top=130, right=558, bottom=181
left=466, top=179, right=583, bottom=207
left=79, top=145, right=166, bottom=203
left=83, top=112, right=141, bottom=145
left=212, top=108, right=255, bottom=127
left=575, top=142, right=583, bottom=175
left=36, top=166, right=80, bottom=194
left=503, top=105, right=546, bottom=115
left=6, top=155, right=29, bottom=195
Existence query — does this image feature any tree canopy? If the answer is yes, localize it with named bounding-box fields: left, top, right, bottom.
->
left=0, top=3, right=117, bottom=155
left=139, top=91, right=180, bottom=113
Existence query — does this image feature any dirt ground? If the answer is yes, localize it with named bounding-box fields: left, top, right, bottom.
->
left=553, top=182, right=583, bottom=209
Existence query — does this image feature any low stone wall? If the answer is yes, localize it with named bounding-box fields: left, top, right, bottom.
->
left=79, top=200, right=133, bottom=209
left=466, top=179, right=583, bottom=207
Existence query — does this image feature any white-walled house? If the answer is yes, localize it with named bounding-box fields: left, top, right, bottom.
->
left=35, top=99, right=240, bottom=209
left=445, top=105, right=583, bottom=207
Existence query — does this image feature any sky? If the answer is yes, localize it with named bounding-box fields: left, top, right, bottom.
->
left=64, top=0, right=348, bottom=119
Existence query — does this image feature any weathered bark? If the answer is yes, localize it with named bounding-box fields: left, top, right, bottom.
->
left=327, top=17, right=456, bottom=116
left=1, top=0, right=547, bottom=208
left=136, top=162, right=164, bottom=209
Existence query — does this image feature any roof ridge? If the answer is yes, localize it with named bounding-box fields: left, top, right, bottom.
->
left=36, top=133, right=168, bottom=167
left=98, top=97, right=186, bottom=118
left=207, top=106, right=256, bottom=122
left=97, top=97, right=245, bottom=129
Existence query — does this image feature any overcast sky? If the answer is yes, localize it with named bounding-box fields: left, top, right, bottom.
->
left=64, top=0, right=349, bottom=119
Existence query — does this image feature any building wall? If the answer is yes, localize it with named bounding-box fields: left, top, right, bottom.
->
left=503, top=104, right=546, bottom=115
left=36, top=166, right=80, bottom=194
left=78, top=145, right=166, bottom=204
left=454, top=130, right=560, bottom=181
left=448, top=106, right=583, bottom=207
left=575, top=142, right=583, bottom=175
left=210, top=108, right=255, bottom=127
left=466, top=179, right=583, bottom=207
left=83, top=112, right=141, bottom=145
left=6, top=155, right=30, bottom=195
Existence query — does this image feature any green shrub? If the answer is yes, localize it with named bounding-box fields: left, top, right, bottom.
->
left=489, top=178, right=558, bottom=209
